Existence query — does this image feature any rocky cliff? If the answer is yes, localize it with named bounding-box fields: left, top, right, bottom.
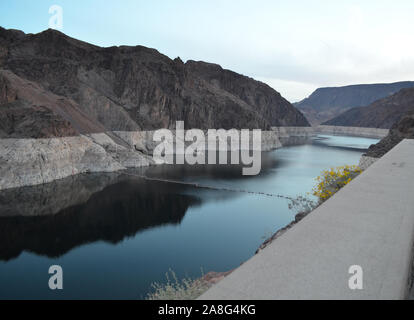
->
left=295, top=82, right=414, bottom=125
left=0, top=27, right=309, bottom=136
left=323, top=87, right=414, bottom=129
left=364, top=111, right=414, bottom=158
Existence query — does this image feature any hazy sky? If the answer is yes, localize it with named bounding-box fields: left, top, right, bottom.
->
left=1, top=0, right=414, bottom=102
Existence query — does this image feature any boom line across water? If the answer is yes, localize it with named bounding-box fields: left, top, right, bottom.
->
left=122, top=172, right=293, bottom=200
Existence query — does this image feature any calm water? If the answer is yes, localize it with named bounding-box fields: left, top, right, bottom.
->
left=0, top=135, right=378, bottom=299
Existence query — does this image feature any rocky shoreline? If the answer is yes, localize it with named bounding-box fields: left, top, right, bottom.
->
left=0, top=127, right=314, bottom=191
left=315, top=125, right=389, bottom=139
left=358, top=112, right=414, bottom=170
left=0, top=134, right=149, bottom=191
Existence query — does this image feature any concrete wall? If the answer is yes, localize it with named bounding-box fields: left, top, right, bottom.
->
left=200, top=139, right=414, bottom=300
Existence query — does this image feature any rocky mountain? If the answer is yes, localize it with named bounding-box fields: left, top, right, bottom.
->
left=323, top=87, right=414, bottom=129
left=364, top=111, right=414, bottom=158
left=0, top=27, right=309, bottom=140
left=295, top=82, right=414, bottom=125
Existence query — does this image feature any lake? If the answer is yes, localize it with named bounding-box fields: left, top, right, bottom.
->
left=0, top=134, right=379, bottom=299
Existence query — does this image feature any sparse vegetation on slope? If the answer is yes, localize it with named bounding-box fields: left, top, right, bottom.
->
left=146, top=269, right=211, bottom=300
left=312, top=165, right=362, bottom=202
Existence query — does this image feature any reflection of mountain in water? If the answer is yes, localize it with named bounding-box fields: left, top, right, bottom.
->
left=0, top=173, right=123, bottom=217
left=140, top=151, right=282, bottom=181
left=311, top=136, right=371, bottom=152
left=0, top=150, right=288, bottom=262
left=0, top=177, right=201, bottom=261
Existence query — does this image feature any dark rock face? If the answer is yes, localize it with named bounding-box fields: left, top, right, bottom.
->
left=0, top=101, right=76, bottom=138
left=295, top=82, right=414, bottom=125
left=0, top=27, right=309, bottom=138
left=185, top=61, right=307, bottom=127
left=323, top=87, right=414, bottom=129
left=365, top=111, right=414, bottom=158
left=0, top=70, right=102, bottom=138
left=0, top=71, right=76, bottom=138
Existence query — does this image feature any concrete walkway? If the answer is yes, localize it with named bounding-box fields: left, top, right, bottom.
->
left=200, top=139, right=414, bottom=300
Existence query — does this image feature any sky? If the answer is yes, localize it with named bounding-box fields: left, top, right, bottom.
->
left=1, top=0, right=414, bottom=102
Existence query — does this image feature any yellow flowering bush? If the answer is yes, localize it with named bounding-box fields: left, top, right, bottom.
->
left=312, top=165, right=362, bottom=202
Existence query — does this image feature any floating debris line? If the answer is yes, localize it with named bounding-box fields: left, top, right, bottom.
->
left=122, top=172, right=293, bottom=200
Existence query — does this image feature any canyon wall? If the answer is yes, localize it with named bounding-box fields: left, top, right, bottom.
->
left=0, top=27, right=312, bottom=191
left=0, top=27, right=309, bottom=134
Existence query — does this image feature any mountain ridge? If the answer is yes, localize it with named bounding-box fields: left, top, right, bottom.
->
left=295, top=81, right=414, bottom=125
left=323, top=87, right=414, bottom=129
left=0, top=27, right=309, bottom=139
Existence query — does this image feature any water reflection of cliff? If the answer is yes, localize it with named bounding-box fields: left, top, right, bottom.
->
left=140, top=151, right=282, bottom=181
left=0, top=174, right=201, bottom=261
left=0, top=150, right=286, bottom=261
